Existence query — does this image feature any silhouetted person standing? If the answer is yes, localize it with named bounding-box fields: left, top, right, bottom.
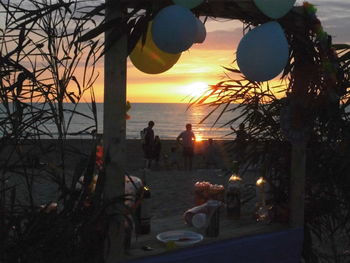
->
left=142, top=121, right=155, bottom=169
left=177, top=123, right=196, bottom=171
left=204, top=138, right=220, bottom=168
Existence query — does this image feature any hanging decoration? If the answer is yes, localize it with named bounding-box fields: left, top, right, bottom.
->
left=130, top=22, right=181, bottom=74
left=303, top=1, right=343, bottom=124
left=152, top=5, right=197, bottom=54
left=172, top=0, right=204, bottom=9
left=304, top=2, right=328, bottom=42
left=236, top=21, right=289, bottom=82
left=253, top=0, right=296, bottom=19
left=194, top=17, right=206, bottom=43
left=304, top=1, right=338, bottom=88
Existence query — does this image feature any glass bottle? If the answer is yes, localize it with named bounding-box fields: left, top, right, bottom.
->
left=226, top=166, right=242, bottom=219
left=136, top=170, right=151, bottom=235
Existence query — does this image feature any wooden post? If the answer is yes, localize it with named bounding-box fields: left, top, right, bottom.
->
left=288, top=19, right=309, bottom=228
left=289, top=142, right=306, bottom=227
left=104, top=0, right=127, bottom=261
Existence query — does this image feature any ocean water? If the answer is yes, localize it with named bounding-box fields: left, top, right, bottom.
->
left=1, top=103, right=241, bottom=140
left=127, top=103, right=239, bottom=140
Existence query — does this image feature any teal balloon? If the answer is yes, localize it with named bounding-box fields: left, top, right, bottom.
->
left=236, top=21, right=289, bottom=82
left=172, top=0, right=204, bottom=9
left=253, top=0, right=296, bottom=19
left=152, top=5, right=197, bottom=54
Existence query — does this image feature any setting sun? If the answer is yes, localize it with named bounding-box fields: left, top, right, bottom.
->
left=184, top=82, right=209, bottom=98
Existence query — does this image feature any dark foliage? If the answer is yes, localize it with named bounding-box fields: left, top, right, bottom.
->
left=0, top=1, right=114, bottom=262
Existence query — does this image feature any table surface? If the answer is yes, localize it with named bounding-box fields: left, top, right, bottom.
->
left=120, top=211, right=288, bottom=262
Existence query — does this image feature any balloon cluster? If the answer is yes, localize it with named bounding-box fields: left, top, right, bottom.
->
left=237, top=0, right=296, bottom=82
left=130, top=0, right=206, bottom=74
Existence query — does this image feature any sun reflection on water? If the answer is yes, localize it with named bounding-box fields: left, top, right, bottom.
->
left=195, top=135, right=203, bottom=142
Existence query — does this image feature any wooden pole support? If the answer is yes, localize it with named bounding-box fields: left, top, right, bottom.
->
left=104, top=0, right=127, bottom=261
left=289, top=142, right=306, bottom=228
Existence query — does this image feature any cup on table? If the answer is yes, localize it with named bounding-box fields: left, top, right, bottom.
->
left=205, top=200, right=221, bottom=237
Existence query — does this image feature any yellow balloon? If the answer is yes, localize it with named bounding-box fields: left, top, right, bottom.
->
left=130, top=22, right=181, bottom=74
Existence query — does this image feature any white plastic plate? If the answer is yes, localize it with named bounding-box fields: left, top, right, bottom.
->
left=156, top=230, right=203, bottom=246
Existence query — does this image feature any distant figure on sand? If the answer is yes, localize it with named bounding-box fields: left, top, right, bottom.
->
left=233, top=123, right=249, bottom=167
left=153, top=135, right=162, bottom=167
left=166, top=146, right=180, bottom=170
left=141, top=121, right=155, bottom=168
left=204, top=138, right=220, bottom=168
left=177, top=123, right=196, bottom=171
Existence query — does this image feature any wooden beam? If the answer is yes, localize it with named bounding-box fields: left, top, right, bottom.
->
left=119, top=0, right=305, bottom=28
left=104, top=0, right=127, bottom=261
left=120, top=0, right=260, bottom=20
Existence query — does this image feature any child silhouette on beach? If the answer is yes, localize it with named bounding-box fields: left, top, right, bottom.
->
left=168, top=146, right=180, bottom=170
left=153, top=135, right=162, bottom=168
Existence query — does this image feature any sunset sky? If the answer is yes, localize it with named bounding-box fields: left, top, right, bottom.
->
left=91, top=0, right=350, bottom=103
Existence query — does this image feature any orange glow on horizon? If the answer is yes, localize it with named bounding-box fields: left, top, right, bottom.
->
left=195, top=135, right=203, bottom=142
left=81, top=20, right=288, bottom=103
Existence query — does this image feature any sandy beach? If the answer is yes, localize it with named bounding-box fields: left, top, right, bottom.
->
left=1, top=138, right=234, bottom=170
left=1, top=138, right=261, bottom=217
left=1, top=138, right=258, bottom=211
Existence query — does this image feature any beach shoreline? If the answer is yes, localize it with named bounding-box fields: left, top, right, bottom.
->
left=1, top=138, right=243, bottom=209
left=1, top=138, right=235, bottom=172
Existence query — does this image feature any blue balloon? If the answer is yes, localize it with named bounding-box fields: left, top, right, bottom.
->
left=152, top=5, right=197, bottom=54
left=237, top=21, right=289, bottom=82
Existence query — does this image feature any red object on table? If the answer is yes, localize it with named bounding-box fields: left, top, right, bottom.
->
left=194, top=181, right=225, bottom=205
left=194, top=181, right=211, bottom=205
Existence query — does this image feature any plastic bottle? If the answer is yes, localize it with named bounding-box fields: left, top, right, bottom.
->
left=192, top=213, right=207, bottom=228
left=137, top=185, right=151, bottom=234
left=205, top=200, right=221, bottom=237
left=184, top=212, right=207, bottom=228
left=184, top=203, right=209, bottom=228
